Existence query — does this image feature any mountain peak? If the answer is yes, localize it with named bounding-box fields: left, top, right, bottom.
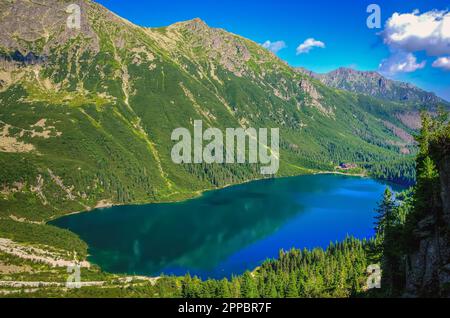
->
left=330, top=67, right=379, bottom=78
left=0, top=0, right=119, bottom=55
left=318, top=67, right=447, bottom=106
left=189, top=17, right=208, bottom=25
left=170, top=17, right=209, bottom=31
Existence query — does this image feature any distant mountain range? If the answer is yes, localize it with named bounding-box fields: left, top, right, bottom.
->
left=0, top=0, right=441, bottom=222
left=297, top=67, right=448, bottom=106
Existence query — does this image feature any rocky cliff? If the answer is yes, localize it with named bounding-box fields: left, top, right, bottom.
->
left=405, top=126, right=450, bottom=297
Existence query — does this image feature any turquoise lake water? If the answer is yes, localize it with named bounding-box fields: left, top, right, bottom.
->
left=51, top=174, right=393, bottom=279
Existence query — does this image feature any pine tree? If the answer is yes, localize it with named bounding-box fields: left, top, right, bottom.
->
left=218, top=278, right=231, bottom=298
left=375, top=188, right=396, bottom=240
left=240, top=272, right=258, bottom=298
left=285, top=272, right=298, bottom=298
left=230, top=276, right=241, bottom=298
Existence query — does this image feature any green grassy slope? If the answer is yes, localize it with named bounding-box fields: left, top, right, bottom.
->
left=0, top=0, right=421, bottom=229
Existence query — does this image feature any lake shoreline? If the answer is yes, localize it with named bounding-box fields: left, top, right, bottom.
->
left=47, top=170, right=368, bottom=223
left=43, top=170, right=371, bottom=280
left=50, top=173, right=385, bottom=280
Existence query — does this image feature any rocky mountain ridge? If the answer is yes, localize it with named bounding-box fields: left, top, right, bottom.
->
left=297, top=67, right=448, bottom=107
left=0, top=0, right=427, bottom=223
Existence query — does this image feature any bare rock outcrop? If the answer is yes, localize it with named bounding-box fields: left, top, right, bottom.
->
left=404, top=133, right=450, bottom=297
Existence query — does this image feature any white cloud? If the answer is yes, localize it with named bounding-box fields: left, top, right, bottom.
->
left=382, top=10, right=450, bottom=56
left=296, top=38, right=325, bottom=55
left=261, top=40, right=287, bottom=53
left=432, top=56, right=450, bottom=71
left=379, top=52, right=426, bottom=75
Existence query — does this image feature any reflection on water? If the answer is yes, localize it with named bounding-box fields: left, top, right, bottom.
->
left=51, top=174, right=390, bottom=279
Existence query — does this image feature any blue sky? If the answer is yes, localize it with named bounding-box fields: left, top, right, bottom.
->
left=95, top=0, right=450, bottom=101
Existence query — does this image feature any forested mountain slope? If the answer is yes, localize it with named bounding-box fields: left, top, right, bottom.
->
left=0, top=0, right=434, bottom=222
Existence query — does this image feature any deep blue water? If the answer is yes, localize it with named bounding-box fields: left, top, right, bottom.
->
left=51, top=174, right=393, bottom=279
